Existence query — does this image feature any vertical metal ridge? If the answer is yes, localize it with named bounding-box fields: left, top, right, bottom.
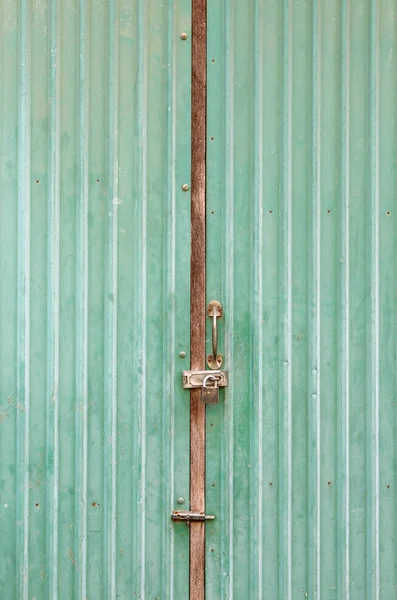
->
left=392, top=10, right=397, bottom=596
left=337, top=1, right=350, bottom=597
left=137, top=0, right=148, bottom=595
left=308, top=0, right=321, bottom=597
left=279, top=1, right=292, bottom=598
left=103, top=1, right=119, bottom=598
left=252, top=0, right=263, bottom=596
left=75, top=1, right=89, bottom=597
left=392, top=10, right=397, bottom=592
left=163, top=0, right=176, bottom=596
left=16, top=1, right=31, bottom=598
left=367, top=2, right=380, bottom=597
left=224, top=0, right=234, bottom=596
left=46, top=0, right=60, bottom=596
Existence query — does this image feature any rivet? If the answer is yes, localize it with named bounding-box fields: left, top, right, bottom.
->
left=180, top=32, right=188, bottom=40
left=181, top=183, right=189, bottom=191
left=177, top=497, right=185, bottom=505
left=179, top=351, right=186, bottom=359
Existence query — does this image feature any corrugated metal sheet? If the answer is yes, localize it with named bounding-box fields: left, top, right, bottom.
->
left=0, top=1, right=191, bottom=598
left=206, top=0, right=397, bottom=598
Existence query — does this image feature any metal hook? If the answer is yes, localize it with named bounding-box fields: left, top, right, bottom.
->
left=207, top=300, right=223, bottom=369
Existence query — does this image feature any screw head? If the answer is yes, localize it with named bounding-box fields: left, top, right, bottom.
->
left=181, top=183, right=189, bottom=192
left=180, top=32, right=188, bottom=40
left=177, top=497, right=185, bottom=505
left=179, top=351, right=186, bottom=359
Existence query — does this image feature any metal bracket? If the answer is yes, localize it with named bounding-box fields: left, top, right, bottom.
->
left=172, top=510, right=215, bottom=523
left=182, top=369, right=228, bottom=389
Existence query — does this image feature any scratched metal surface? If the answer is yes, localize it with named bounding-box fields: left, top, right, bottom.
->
left=206, top=1, right=397, bottom=598
left=0, top=1, right=191, bottom=598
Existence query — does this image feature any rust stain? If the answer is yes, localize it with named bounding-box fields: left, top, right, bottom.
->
left=190, top=0, right=207, bottom=598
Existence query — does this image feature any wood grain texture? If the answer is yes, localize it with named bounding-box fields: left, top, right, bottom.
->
left=190, top=0, right=206, bottom=598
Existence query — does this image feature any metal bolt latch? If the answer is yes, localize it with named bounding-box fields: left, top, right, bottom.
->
left=172, top=510, right=215, bottom=524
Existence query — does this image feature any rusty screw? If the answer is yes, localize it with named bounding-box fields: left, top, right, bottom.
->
left=180, top=32, right=188, bottom=40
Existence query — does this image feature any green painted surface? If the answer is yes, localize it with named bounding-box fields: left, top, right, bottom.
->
left=2, top=1, right=397, bottom=597
left=206, top=1, right=397, bottom=598
left=0, top=1, right=191, bottom=598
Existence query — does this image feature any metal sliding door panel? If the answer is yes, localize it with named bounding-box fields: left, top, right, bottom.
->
left=206, top=1, right=397, bottom=598
left=0, top=1, right=191, bottom=598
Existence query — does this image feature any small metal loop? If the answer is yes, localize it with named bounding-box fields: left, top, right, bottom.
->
left=203, top=375, right=217, bottom=388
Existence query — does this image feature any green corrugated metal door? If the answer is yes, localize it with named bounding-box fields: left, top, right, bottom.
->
left=2, top=1, right=397, bottom=598
left=0, top=1, right=191, bottom=598
left=206, top=1, right=397, bottom=598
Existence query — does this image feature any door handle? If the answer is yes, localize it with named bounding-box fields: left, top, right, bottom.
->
left=207, top=300, right=223, bottom=369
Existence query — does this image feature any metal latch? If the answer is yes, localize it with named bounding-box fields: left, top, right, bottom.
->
left=172, top=510, right=215, bottom=524
left=182, top=369, right=228, bottom=404
left=182, top=369, right=228, bottom=389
